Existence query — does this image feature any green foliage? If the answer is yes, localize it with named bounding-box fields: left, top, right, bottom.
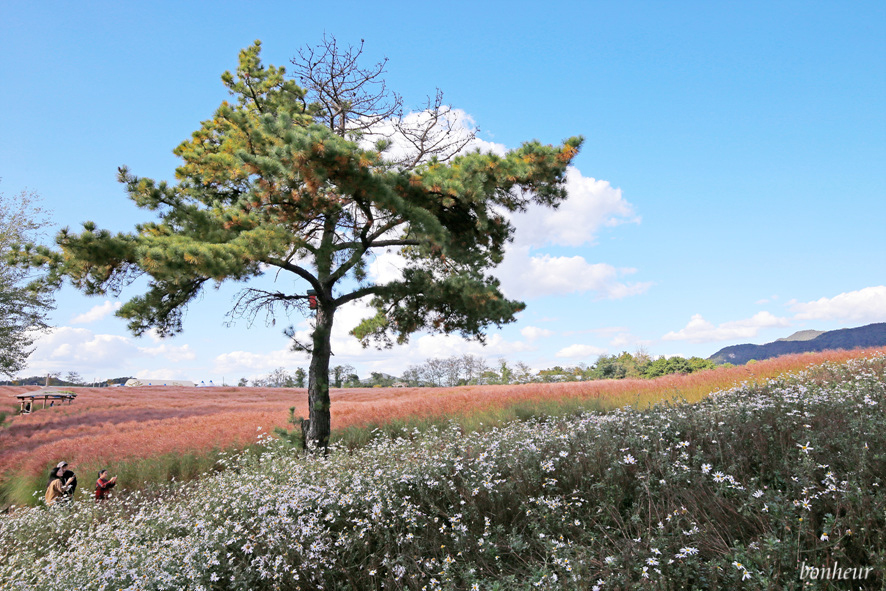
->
left=250, top=367, right=307, bottom=388
left=0, top=183, right=53, bottom=377
left=367, top=372, right=397, bottom=387
left=294, top=367, right=307, bottom=388
left=643, top=355, right=716, bottom=378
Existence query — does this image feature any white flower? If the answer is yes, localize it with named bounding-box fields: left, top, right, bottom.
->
left=797, top=442, right=814, bottom=454
left=622, top=454, right=636, bottom=465
left=701, top=463, right=712, bottom=474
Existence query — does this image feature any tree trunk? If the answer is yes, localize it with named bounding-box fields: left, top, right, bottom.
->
left=304, top=304, right=334, bottom=449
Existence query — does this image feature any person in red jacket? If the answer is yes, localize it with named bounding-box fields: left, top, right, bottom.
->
left=94, top=470, right=117, bottom=501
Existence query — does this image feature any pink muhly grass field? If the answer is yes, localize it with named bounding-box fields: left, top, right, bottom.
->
left=2, top=347, right=881, bottom=485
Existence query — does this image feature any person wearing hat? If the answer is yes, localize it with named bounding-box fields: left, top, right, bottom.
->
left=46, top=461, right=77, bottom=504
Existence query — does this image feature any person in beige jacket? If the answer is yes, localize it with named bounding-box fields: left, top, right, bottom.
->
left=45, top=476, right=75, bottom=505
left=45, top=461, right=76, bottom=505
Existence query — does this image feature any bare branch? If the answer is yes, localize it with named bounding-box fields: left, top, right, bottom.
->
left=225, top=288, right=311, bottom=328
left=292, top=34, right=402, bottom=138
left=392, top=90, right=478, bottom=170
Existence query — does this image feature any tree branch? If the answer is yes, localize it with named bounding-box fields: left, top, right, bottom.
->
left=334, top=284, right=383, bottom=307
left=226, top=288, right=311, bottom=328
left=264, top=257, right=321, bottom=291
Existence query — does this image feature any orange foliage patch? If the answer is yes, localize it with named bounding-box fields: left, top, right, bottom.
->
left=2, top=347, right=881, bottom=481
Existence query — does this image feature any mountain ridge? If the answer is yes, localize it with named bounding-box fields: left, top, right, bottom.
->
left=709, top=322, right=886, bottom=365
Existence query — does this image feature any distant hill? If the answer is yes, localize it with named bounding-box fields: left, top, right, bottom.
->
left=776, top=329, right=825, bottom=342
left=709, top=323, right=886, bottom=365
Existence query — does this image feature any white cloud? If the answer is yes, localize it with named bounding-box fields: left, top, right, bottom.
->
left=556, top=344, right=607, bottom=358
left=134, top=369, right=184, bottom=381
left=25, top=325, right=201, bottom=379
left=25, top=327, right=137, bottom=375
left=213, top=347, right=301, bottom=373
left=497, top=248, right=652, bottom=300
left=137, top=343, right=197, bottom=361
left=663, top=311, right=790, bottom=343
left=367, top=250, right=407, bottom=284
left=70, top=300, right=121, bottom=324
left=521, top=326, right=554, bottom=341
left=789, top=286, right=886, bottom=322
left=413, top=332, right=531, bottom=359
left=755, top=295, right=779, bottom=305
left=359, top=107, right=504, bottom=166
left=609, top=333, right=631, bottom=348
left=609, top=332, right=651, bottom=349
left=360, top=109, right=645, bottom=305
left=511, top=166, right=639, bottom=249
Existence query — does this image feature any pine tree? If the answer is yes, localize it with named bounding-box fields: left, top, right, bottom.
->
left=18, top=40, right=582, bottom=448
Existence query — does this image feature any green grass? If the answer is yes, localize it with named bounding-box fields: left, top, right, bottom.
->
left=288, top=396, right=615, bottom=451
left=0, top=404, right=17, bottom=429
left=0, top=445, right=267, bottom=510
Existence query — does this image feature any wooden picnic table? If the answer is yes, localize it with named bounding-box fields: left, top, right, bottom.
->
left=15, top=389, right=77, bottom=413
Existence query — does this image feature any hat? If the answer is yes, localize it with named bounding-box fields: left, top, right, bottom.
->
left=56, top=461, right=68, bottom=468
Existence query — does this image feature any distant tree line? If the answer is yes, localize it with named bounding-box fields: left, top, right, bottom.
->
left=5, top=351, right=723, bottom=389
left=534, top=349, right=722, bottom=382
left=396, top=350, right=721, bottom=387
left=246, top=364, right=360, bottom=389
left=0, top=372, right=133, bottom=387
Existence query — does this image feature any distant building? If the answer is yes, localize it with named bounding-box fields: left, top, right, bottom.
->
left=124, top=379, right=195, bottom=387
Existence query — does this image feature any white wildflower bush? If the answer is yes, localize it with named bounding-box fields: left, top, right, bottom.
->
left=1, top=354, right=884, bottom=590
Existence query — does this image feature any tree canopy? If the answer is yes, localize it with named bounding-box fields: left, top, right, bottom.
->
left=0, top=183, right=52, bottom=377
left=16, top=40, right=582, bottom=446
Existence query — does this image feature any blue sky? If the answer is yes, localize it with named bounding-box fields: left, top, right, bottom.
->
left=2, top=1, right=884, bottom=383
